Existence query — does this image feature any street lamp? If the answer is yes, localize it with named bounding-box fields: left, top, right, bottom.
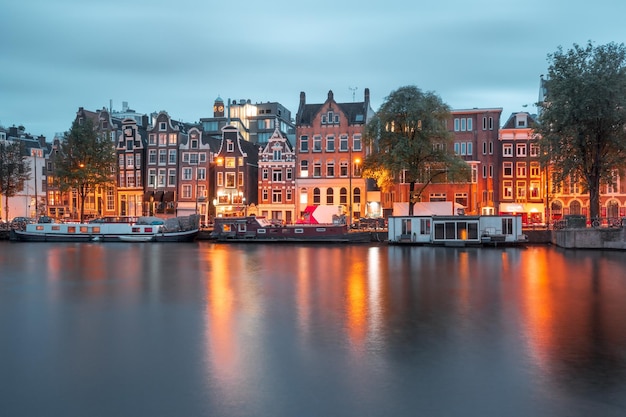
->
left=349, top=156, right=361, bottom=224
left=194, top=163, right=199, bottom=215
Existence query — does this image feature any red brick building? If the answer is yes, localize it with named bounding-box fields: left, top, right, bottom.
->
left=295, top=89, right=374, bottom=223
left=257, top=125, right=296, bottom=223
left=386, top=108, right=502, bottom=216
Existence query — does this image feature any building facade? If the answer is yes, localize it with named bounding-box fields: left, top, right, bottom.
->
left=498, top=112, right=546, bottom=224
left=257, top=125, right=296, bottom=223
left=0, top=126, right=47, bottom=221
left=213, top=125, right=259, bottom=217
left=145, top=111, right=188, bottom=217
left=177, top=126, right=211, bottom=225
left=295, top=89, right=374, bottom=223
left=116, top=118, right=147, bottom=217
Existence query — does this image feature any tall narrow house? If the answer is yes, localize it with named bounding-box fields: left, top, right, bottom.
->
left=213, top=125, right=259, bottom=217
left=145, top=111, right=188, bottom=217
left=295, top=89, right=374, bottom=223
left=257, top=125, right=296, bottom=223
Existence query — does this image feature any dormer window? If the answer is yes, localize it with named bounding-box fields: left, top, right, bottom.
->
left=227, top=141, right=234, bottom=152
left=159, top=122, right=167, bottom=131
left=191, top=139, right=198, bottom=149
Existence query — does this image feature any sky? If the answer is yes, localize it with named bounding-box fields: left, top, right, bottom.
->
left=2, top=0, right=626, bottom=140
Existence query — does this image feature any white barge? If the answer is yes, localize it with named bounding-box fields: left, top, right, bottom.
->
left=388, top=215, right=527, bottom=247
left=10, top=215, right=199, bottom=243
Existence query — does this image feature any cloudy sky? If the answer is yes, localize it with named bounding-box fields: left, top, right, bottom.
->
left=2, top=0, right=625, bottom=140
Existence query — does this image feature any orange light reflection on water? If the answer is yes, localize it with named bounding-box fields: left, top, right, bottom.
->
left=518, top=248, right=626, bottom=381
left=202, top=245, right=243, bottom=404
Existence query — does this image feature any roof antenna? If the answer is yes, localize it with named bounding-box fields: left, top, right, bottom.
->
left=349, top=86, right=358, bottom=102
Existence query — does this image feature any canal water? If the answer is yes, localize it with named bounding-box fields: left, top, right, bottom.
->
left=1, top=241, right=625, bottom=417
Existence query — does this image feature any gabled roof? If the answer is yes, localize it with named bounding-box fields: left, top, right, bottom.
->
left=501, top=112, right=540, bottom=129
left=215, top=125, right=260, bottom=164
left=259, top=126, right=294, bottom=155
left=296, top=89, right=373, bottom=126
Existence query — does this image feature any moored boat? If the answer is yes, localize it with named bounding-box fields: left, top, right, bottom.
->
left=387, top=215, right=528, bottom=247
left=210, top=216, right=370, bottom=243
left=10, top=215, right=200, bottom=243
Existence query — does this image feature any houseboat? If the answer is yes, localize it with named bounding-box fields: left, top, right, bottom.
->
left=388, top=215, right=528, bottom=247
left=210, top=216, right=370, bottom=243
left=10, top=215, right=200, bottom=243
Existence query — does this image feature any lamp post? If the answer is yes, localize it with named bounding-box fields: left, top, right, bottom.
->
left=349, top=147, right=353, bottom=225
left=194, top=163, right=199, bottom=215
left=32, top=150, right=38, bottom=219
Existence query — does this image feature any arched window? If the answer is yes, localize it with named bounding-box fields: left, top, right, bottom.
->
left=313, top=188, right=321, bottom=205
left=339, top=187, right=347, bottom=205
left=551, top=201, right=563, bottom=220
left=353, top=187, right=361, bottom=203
left=326, top=188, right=334, bottom=205
left=570, top=200, right=581, bottom=215
left=300, top=188, right=308, bottom=205
left=607, top=200, right=619, bottom=218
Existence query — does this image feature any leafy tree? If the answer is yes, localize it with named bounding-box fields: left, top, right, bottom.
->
left=0, top=140, right=32, bottom=222
left=362, top=85, right=470, bottom=215
left=55, top=118, right=116, bottom=222
left=537, top=41, right=626, bottom=221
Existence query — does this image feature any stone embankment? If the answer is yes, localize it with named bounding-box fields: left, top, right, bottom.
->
left=552, top=227, right=626, bottom=250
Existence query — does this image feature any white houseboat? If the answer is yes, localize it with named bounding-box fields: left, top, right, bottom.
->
left=10, top=215, right=200, bottom=243
left=388, top=215, right=528, bottom=247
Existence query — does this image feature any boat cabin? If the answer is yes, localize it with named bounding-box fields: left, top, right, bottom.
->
left=388, top=215, right=527, bottom=246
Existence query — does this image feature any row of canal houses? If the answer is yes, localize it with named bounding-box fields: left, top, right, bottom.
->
left=4, top=87, right=626, bottom=225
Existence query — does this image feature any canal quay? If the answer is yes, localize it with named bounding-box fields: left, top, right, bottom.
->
left=4, top=223, right=626, bottom=250
left=2, top=238, right=626, bottom=417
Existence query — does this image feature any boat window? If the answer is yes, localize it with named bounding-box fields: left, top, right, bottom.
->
left=445, top=222, right=456, bottom=239
left=401, top=219, right=411, bottom=235
left=36, top=225, right=44, bottom=231
left=456, top=222, right=467, bottom=240
left=468, top=223, right=478, bottom=239
left=52, top=225, right=60, bottom=231
left=502, top=218, right=513, bottom=234
left=91, top=227, right=101, bottom=233
left=257, top=229, right=266, bottom=234
left=315, top=228, right=326, bottom=232
left=295, top=228, right=304, bottom=234
left=434, top=223, right=444, bottom=240
left=68, top=226, right=76, bottom=234
left=80, top=226, right=89, bottom=233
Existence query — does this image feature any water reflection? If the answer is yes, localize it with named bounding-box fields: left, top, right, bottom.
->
left=520, top=249, right=626, bottom=403
left=2, top=242, right=626, bottom=416
left=198, top=244, right=626, bottom=416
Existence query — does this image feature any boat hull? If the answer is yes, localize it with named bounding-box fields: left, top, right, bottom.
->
left=10, top=215, right=199, bottom=243
left=210, top=216, right=370, bottom=243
